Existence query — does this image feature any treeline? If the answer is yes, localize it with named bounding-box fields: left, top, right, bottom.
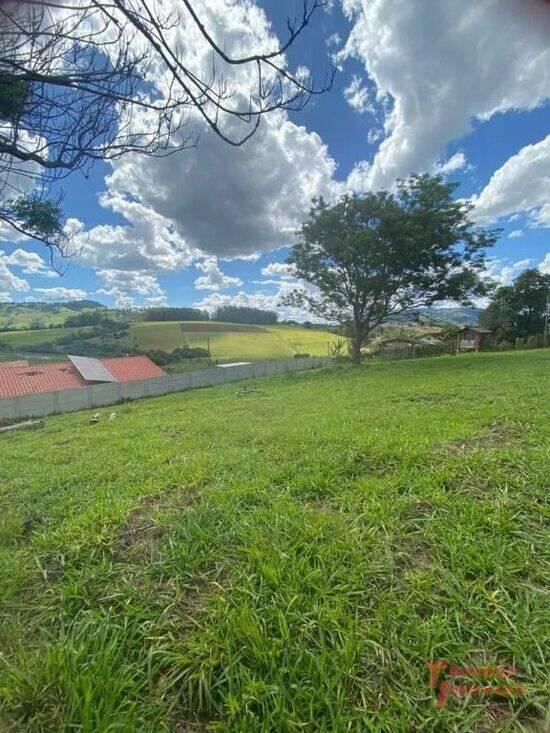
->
left=83, top=305, right=279, bottom=326
left=480, top=268, right=549, bottom=345
left=213, top=306, right=278, bottom=325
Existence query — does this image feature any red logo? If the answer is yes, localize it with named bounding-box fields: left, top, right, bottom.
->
left=427, top=660, right=525, bottom=708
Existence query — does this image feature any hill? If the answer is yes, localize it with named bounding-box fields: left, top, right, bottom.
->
left=0, top=350, right=547, bottom=731
left=0, top=320, right=339, bottom=362
left=0, top=300, right=105, bottom=331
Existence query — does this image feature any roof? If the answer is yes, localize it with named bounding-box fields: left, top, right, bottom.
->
left=0, top=360, right=29, bottom=368
left=0, top=362, right=87, bottom=397
left=0, top=355, right=165, bottom=399
left=101, top=356, right=166, bottom=382
left=457, top=326, right=492, bottom=334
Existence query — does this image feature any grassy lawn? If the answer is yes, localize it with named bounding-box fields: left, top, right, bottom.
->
left=0, top=350, right=548, bottom=731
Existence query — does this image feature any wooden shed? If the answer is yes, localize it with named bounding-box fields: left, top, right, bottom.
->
left=455, top=326, right=492, bottom=352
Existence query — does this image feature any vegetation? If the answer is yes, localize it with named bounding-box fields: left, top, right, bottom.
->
left=141, top=308, right=209, bottom=323
left=0, top=301, right=104, bottom=331
left=480, top=268, right=550, bottom=343
left=214, top=305, right=279, bottom=325
left=287, top=174, right=498, bottom=363
left=0, top=320, right=339, bottom=363
left=0, top=350, right=548, bottom=731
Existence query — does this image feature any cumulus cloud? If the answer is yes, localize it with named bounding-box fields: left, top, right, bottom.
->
left=1, top=249, right=58, bottom=278
left=194, top=257, right=243, bottom=291
left=433, top=152, right=469, bottom=176
left=341, top=0, right=550, bottom=190
left=343, top=75, right=372, bottom=114
left=0, top=260, right=30, bottom=294
left=77, top=0, right=339, bottom=269
left=96, top=269, right=166, bottom=307
left=539, top=254, right=550, bottom=275
left=484, top=258, right=531, bottom=286
left=473, top=135, right=550, bottom=227
left=194, top=278, right=326, bottom=322
left=508, top=230, right=525, bottom=239
left=34, top=287, right=87, bottom=300
left=260, top=262, right=297, bottom=279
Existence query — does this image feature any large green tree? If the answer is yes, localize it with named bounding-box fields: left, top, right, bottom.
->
left=480, top=268, right=550, bottom=342
left=285, top=174, right=498, bottom=363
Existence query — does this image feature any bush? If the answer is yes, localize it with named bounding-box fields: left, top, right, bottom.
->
left=147, top=346, right=210, bottom=366
left=293, top=353, right=310, bottom=359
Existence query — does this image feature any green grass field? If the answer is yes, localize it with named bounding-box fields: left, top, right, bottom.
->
left=127, top=322, right=338, bottom=361
left=0, top=351, right=548, bottom=731
left=0, top=322, right=338, bottom=362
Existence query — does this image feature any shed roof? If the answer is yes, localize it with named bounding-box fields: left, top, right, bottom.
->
left=457, top=326, right=492, bottom=334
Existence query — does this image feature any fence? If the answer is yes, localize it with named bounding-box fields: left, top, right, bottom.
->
left=0, top=356, right=331, bottom=421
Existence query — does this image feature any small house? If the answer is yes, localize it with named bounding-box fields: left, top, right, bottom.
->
left=455, top=326, right=492, bottom=352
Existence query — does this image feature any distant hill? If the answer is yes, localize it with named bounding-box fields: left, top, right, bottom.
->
left=0, top=300, right=105, bottom=330
left=386, top=306, right=481, bottom=327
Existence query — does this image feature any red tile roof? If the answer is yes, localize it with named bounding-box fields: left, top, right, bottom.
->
left=0, top=362, right=87, bottom=397
left=101, top=356, right=166, bottom=382
left=0, top=356, right=165, bottom=398
left=0, top=360, right=29, bottom=368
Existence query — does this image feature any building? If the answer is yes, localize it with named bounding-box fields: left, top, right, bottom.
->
left=375, top=336, right=446, bottom=357
left=455, top=326, right=493, bottom=352
left=0, top=355, right=165, bottom=399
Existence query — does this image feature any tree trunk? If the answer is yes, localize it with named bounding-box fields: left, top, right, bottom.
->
left=350, top=321, right=364, bottom=364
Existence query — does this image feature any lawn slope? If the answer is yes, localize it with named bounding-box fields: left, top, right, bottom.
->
left=0, top=351, right=548, bottom=731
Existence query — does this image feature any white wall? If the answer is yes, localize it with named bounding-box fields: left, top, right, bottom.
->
left=0, top=357, right=330, bottom=420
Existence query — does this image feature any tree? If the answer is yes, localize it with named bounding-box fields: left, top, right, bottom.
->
left=479, top=268, right=550, bottom=342
left=0, top=0, right=332, bottom=255
left=285, top=174, right=499, bottom=363
left=214, top=305, right=278, bottom=325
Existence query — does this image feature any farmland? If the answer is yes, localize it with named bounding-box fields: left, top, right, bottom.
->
left=0, top=321, right=339, bottom=362
left=0, top=350, right=548, bottom=731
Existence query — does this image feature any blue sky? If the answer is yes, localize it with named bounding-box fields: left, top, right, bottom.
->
left=1, top=0, right=549, bottom=317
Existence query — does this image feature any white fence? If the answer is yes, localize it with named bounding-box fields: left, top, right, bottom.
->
left=0, top=357, right=331, bottom=421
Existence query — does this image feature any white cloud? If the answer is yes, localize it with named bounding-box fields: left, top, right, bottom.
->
left=0, top=292, right=11, bottom=303
left=0, top=261, right=30, bottom=294
left=340, top=0, right=550, bottom=190
left=539, top=254, right=550, bottom=275
left=343, top=75, right=372, bottom=114
left=473, top=135, right=550, bottom=227
left=96, top=269, right=165, bottom=307
left=194, top=257, right=242, bottom=291
left=433, top=152, right=469, bottom=176
left=484, top=258, right=531, bottom=286
left=194, top=278, right=327, bottom=322
left=34, top=287, right=87, bottom=300
left=2, top=248, right=58, bottom=278
left=508, top=230, right=525, bottom=239
left=260, top=262, right=296, bottom=279
left=326, top=32, right=341, bottom=48
left=86, top=0, right=339, bottom=265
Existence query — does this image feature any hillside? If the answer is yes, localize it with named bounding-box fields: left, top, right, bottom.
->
left=0, top=350, right=547, bottom=731
left=0, top=300, right=104, bottom=330
left=0, top=320, right=339, bottom=362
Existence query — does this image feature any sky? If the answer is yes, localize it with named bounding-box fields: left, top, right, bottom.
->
left=1, top=0, right=549, bottom=319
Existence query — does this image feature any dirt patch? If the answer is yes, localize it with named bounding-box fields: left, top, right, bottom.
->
left=115, top=487, right=199, bottom=563
left=440, top=421, right=524, bottom=454
left=391, top=537, right=431, bottom=575
left=180, top=322, right=267, bottom=333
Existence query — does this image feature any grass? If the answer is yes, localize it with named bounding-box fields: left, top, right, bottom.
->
left=0, top=350, right=548, bottom=731
left=127, top=322, right=338, bottom=361
left=0, top=322, right=338, bottom=362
